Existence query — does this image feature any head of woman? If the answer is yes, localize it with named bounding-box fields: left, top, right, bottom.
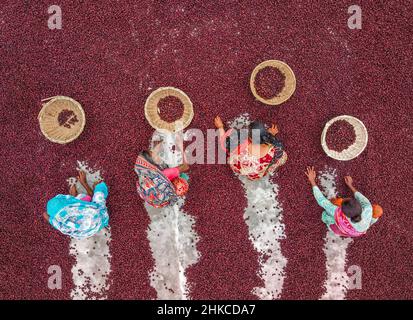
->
left=226, top=121, right=283, bottom=151
left=249, top=121, right=285, bottom=156
left=341, top=198, right=362, bottom=223
left=140, top=149, right=162, bottom=169
left=248, top=121, right=268, bottom=145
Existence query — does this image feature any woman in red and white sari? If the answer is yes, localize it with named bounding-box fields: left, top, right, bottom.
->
left=214, top=116, right=287, bottom=180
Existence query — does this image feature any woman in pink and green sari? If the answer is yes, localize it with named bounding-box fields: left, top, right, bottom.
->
left=305, top=166, right=379, bottom=238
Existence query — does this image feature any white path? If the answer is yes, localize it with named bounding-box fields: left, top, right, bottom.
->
left=230, top=115, right=287, bottom=300
left=318, top=167, right=353, bottom=300
left=239, top=176, right=287, bottom=300
left=145, top=131, right=200, bottom=300
left=67, top=161, right=111, bottom=300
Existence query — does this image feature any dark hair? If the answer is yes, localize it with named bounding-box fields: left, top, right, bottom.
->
left=140, top=150, right=162, bottom=170
left=226, top=121, right=284, bottom=157
left=341, top=198, right=362, bottom=223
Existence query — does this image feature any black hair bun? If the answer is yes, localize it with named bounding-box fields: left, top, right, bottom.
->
left=351, top=215, right=362, bottom=223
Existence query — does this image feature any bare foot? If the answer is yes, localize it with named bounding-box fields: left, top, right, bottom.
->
left=92, top=180, right=102, bottom=190
left=77, top=170, right=88, bottom=185
left=69, top=184, right=77, bottom=196
left=43, top=211, right=50, bottom=222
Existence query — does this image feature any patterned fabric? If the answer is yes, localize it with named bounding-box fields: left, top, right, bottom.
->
left=172, top=176, right=189, bottom=196
left=135, top=155, right=178, bottom=208
left=220, top=132, right=286, bottom=181
left=331, top=207, right=366, bottom=237
left=47, top=182, right=109, bottom=240
left=220, top=128, right=287, bottom=180
left=229, top=144, right=287, bottom=180
left=75, top=193, right=92, bottom=202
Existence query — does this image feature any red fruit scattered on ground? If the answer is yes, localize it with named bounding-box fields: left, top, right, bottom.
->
left=0, top=1, right=412, bottom=300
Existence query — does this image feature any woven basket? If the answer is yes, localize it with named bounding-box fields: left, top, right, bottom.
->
left=144, top=87, right=193, bottom=132
left=250, top=60, right=296, bottom=105
left=38, top=96, right=86, bottom=144
left=321, top=115, right=368, bottom=161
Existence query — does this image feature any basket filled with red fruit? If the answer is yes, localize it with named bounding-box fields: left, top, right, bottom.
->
left=321, top=115, right=368, bottom=161
left=145, top=87, right=193, bottom=132
left=250, top=60, right=296, bottom=105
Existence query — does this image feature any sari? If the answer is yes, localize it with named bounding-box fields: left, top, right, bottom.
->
left=313, top=187, right=377, bottom=238
left=329, top=207, right=366, bottom=237
left=220, top=128, right=287, bottom=180
left=47, top=182, right=109, bottom=239
left=135, top=155, right=178, bottom=208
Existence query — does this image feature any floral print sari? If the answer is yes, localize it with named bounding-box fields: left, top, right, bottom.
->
left=220, top=128, right=287, bottom=180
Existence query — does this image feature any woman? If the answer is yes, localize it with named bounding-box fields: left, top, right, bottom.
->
left=135, top=139, right=190, bottom=208
left=305, top=166, right=379, bottom=237
left=214, top=116, right=287, bottom=180
left=140, top=147, right=189, bottom=184
left=44, top=171, right=109, bottom=239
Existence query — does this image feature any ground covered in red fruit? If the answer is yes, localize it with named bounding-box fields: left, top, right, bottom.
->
left=0, top=1, right=412, bottom=300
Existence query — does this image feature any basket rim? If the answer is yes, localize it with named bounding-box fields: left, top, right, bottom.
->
left=38, top=96, right=86, bottom=144
left=250, top=60, right=296, bottom=106
left=321, top=115, right=368, bottom=161
left=144, top=87, right=194, bottom=132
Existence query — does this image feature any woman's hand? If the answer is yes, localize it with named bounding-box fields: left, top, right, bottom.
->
left=267, top=124, right=279, bottom=136
left=305, top=166, right=317, bottom=186
left=344, top=176, right=357, bottom=193
left=77, top=171, right=94, bottom=196
left=77, top=171, right=88, bottom=184
left=69, top=184, right=77, bottom=196
left=214, top=116, right=224, bottom=129
left=344, top=176, right=353, bottom=187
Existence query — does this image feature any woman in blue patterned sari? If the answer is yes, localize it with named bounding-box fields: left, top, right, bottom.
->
left=43, top=171, right=109, bottom=239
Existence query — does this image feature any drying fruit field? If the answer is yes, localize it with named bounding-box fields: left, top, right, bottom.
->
left=0, top=1, right=412, bottom=300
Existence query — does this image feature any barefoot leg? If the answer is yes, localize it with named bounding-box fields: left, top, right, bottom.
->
left=43, top=211, right=50, bottom=222
left=69, top=184, right=78, bottom=196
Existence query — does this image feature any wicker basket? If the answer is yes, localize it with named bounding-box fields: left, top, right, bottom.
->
left=321, top=115, right=368, bottom=161
left=144, top=87, right=193, bottom=132
left=38, top=96, right=86, bottom=144
left=250, top=60, right=296, bottom=105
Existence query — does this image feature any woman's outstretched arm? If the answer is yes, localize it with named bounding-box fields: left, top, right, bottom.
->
left=344, top=176, right=358, bottom=194
left=214, top=116, right=225, bottom=137
left=345, top=176, right=373, bottom=219
left=305, top=166, right=337, bottom=215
